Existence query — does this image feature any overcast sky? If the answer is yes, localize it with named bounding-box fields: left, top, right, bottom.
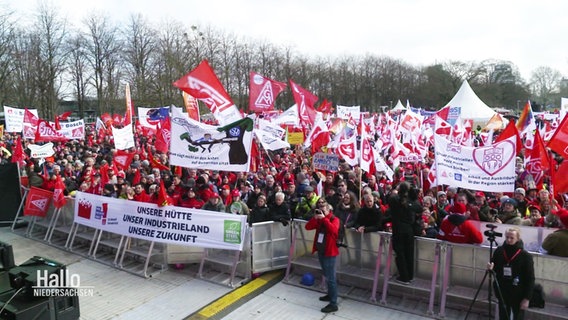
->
left=5, top=0, right=568, bottom=81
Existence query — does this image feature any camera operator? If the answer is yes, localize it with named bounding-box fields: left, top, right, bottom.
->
left=488, top=227, right=535, bottom=320
left=305, top=202, right=340, bottom=313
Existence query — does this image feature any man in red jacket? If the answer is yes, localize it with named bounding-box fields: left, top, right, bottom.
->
left=437, top=202, right=483, bottom=244
left=305, top=199, right=340, bottom=313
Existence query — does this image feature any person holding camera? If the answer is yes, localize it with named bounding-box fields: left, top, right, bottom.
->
left=488, top=227, right=535, bottom=320
left=305, top=201, right=340, bottom=313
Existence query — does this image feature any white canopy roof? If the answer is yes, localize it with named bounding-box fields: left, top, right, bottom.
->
left=443, top=80, right=496, bottom=123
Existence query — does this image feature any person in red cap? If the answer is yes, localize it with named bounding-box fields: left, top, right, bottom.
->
left=227, top=189, right=250, bottom=215
left=202, top=193, right=225, bottom=212
left=437, top=202, right=483, bottom=244
left=470, top=191, right=494, bottom=222
left=521, top=204, right=545, bottom=227
left=541, top=209, right=568, bottom=257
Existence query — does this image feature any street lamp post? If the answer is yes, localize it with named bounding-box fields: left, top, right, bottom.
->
left=516, top=100, right=520, bottom=112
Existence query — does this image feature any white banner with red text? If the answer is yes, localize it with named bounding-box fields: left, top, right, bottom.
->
left=74, top=192, right=247, bottom=250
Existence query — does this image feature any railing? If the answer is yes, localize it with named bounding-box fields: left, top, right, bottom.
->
left=286, top=220, right=568, bottom=319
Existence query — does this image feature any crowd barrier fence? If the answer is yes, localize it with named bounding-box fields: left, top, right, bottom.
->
left=10, top=195, right=568, bottom=318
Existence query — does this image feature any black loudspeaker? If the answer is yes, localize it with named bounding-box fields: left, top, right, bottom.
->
left=0, top=290, right=79, bottom=320
left=0, top=256, right=80, bottom=320
left=8, top=257, right=66, bottom=300
left=0, top=163, right=22, bottom=225
left=0, top=242, right=15, bottom=272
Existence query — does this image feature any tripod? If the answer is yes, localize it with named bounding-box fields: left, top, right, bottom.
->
left=464, top=232, right=510, bottom=320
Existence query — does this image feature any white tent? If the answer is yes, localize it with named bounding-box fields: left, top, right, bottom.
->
left=391, top=100, right=406, bottom=112
left=443, top=80, right=496, bottom=124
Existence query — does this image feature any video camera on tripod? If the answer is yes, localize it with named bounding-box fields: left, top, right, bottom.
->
left=483, top=224, right=502, bottom=242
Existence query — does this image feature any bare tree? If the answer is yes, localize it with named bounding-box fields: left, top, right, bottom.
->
left=0, top=9, right=16, bottom=106
left=31, top=1, right=69, bottom=119
left=530, top=66, right=562, bottom=108
left=83, top=13, right=121, bottom=114
left=66, top=33, right=91, bottom=118
left=122, top=14, right=157, bottom=107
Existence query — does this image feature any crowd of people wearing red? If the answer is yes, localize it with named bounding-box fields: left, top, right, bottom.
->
left=3, top=120, right=567, bottom=257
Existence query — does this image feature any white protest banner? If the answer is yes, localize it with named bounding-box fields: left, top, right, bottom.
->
left=74, top=192, right=247, bottom=250
left=312, top=152, right=339, bottom=172
left=169, top=107, right=253, bottom=172
left=257, top=118, right=286, bottom=139
left=111, top=124, right=135, bottom=150
left=4, top=106, right=38, bottom=133
left=27, top=142, right=55, bottom=158
left=434, top=134, right=516, bottom=192
left=253, top=129, right=290, bottom=151
left=57, top=119, right=85, bottom=140
left=336, top=105, right=361, bottom=120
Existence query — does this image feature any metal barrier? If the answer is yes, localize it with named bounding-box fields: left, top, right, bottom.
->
left=251, top=221, right=291, bottom=273
left=286, top=220, right=568, bottom=319
left=11, top=197, right=167, bottom=278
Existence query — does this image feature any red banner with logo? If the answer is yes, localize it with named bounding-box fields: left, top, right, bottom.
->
left=24, top=187, right=53, bottom=217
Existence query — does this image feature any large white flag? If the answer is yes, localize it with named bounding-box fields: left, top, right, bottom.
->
left=434, top=134, right=516, bottom=192
left=169, top=107, right=254, bottom=172
left=253, top=129, right=290, bottom=151
left=272, top=104, right=299, bottom=126
left=112, top=124, right=135, bottom=150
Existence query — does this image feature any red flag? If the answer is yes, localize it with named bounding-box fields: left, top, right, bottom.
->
left=547, top=114, right=568, bottom=158
left=495, top=119, right=522, bottom=154
left=249, top=139, right=260, bottom=173
left=112, top=114, right=123, bottom=127
left=11, top=136, right=26, bottom=165
left=157, top=179, right=171, bottom=207
left=147, top=147, right=170, bottom=171
left=124, top=83, right=134, bottom=126
left=553, top=160, right=568, bottom=193
left=316, top=98, right=333, bottom=114
left=99, top=162, right=110, bottom=187
left=35, top=120, right=67, bottom=142
left=182, top=92, right=200, bottom=121
left=132, top=168, right=141, bottom=185
left=23, top=109, right=39, bottom=139
left=525, top=129, right=550, bottom=186
left=54, top=111, right=72, bottom=130
left=53, top=176, right=67, bottom=209
left=436, top=105, right=450, bottom=122
left=154, top=118, right=171, bottom=153
left=24, top=108, right=39, bottom=126
left=173, top=60, right=242, bottom=126
left=289, top=80, right=318, bottom=127
left=248, top=71, right=287, bottom=113
left=24, top=187, right=53, bottom=217
left=113, top=150, right=135, bottom=170
left=305, top=117, right=330, bottom=154
left=101, top=113, right=113, bottom=129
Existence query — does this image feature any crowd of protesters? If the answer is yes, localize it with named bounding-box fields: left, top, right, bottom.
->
left=3, top=119, right=568, bottom=258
